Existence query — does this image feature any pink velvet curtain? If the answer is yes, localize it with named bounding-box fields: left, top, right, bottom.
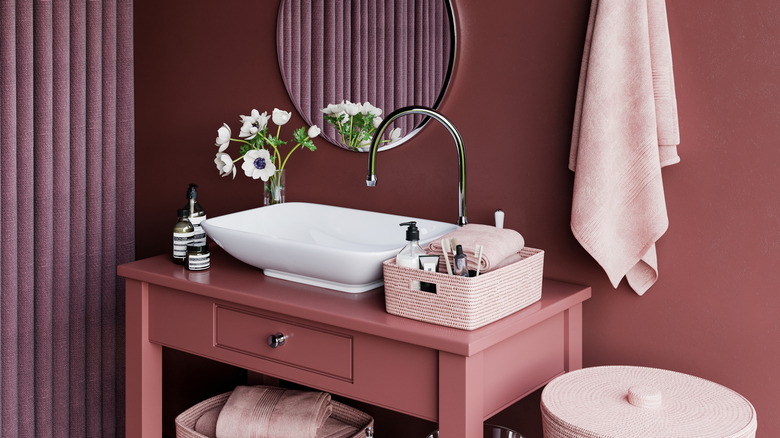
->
left=277, top=0, right=453, bottom=147
left=0, top=1, right=134, bottom=437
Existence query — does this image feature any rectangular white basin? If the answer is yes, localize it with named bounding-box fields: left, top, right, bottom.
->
left=201, top=202, right=458, bottom=293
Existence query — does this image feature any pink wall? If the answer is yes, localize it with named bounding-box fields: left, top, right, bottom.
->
left=135, top=0, right=780, bottom=436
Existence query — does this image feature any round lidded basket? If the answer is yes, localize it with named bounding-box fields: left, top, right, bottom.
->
left=541, top=366, right=757, bottom=438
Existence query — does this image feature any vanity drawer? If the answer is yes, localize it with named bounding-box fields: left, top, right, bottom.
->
left=214, top=306, right=353, bottom=382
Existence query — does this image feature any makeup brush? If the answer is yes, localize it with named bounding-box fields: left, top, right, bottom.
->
left=475, top=245, right=484, bottom=276
left=441, top=238, right=453, bottom=275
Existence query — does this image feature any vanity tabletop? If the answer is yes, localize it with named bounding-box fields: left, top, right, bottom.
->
left=118, top=249, right=591, bottom=357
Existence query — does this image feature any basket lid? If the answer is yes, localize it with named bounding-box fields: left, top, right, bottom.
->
left=541, top=366, right=757, bottom=438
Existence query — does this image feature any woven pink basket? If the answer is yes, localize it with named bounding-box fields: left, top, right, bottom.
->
left=383, top=247, right=544, bottom=330
left=175, top=388, right=374, bottom=438
left=541, top=366, right=758, bottom=438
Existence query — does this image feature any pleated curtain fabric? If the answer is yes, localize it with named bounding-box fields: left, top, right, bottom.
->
left=0, top=1, right=134, bottom=437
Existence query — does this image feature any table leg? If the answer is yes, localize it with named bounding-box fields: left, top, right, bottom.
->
left=438, top=351, right=484, bottom=438
left=563, top=303, right=583, bottom=372
left=125, top=279, right=163, bottom=438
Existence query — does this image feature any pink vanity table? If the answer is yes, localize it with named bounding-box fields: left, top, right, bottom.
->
left=119, top=250, right=590, bottom=438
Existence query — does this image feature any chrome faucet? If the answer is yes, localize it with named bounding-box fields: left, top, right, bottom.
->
left=366, top=106, right=467, bottom=226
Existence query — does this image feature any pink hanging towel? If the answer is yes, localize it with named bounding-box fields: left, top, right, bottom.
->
left=570, top=0, right=680, bottom=295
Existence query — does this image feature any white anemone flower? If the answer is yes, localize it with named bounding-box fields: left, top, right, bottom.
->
left=215, top=123, right=231, bottom=152
left=241, top=149, right=276, bottom=181
left=342, top=101, right=360, bottom=116
left=308, top=125, right=321, bottom=138
left=272, top=108, right=292, bottom=126
left=372, top=116, right=383, bottom=129
left=239, top=120, right=258, bottom=139
left=321, top=103, right=343, bottom=115
left=214, top=152, right=236, bottom=179
left=361, top=102, right=382, bottom=116
left=239, top=109, right=263, bottom=139
left=388, top=127, right=402, bottom=142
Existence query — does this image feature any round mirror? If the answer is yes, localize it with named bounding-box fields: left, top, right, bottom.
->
left=277, top=0, right=455, bottom=152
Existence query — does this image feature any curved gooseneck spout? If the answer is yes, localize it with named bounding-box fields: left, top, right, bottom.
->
left=366, top=106, right=467, bottom=226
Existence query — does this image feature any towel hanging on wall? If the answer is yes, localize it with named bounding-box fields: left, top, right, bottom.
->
left=569, top=0, right=680, bottom=295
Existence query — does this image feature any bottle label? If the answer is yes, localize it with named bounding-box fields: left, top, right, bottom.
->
left=173, top=231, right=194, bottom=259
left=189, top=214, right=206, bottom=226
left=191, top=226, right=207, bottom=246
left=186, top=253, right=210, bottom=270
left=190, top=215, right=207, bottom=246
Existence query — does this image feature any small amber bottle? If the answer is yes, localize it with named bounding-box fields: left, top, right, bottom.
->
left=185, top=243, right=210, bottom=271
left=172, top=209, right=194, bottom=264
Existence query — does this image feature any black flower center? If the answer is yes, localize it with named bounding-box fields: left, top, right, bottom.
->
left=253, top=157, right=266, bottom=170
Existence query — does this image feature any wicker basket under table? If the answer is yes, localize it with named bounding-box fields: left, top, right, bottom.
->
left=175, top=390, right=374, bottom=438
left=383, top=247, right=544, bottom=330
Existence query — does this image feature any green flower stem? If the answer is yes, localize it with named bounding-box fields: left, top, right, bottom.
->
left=229, top=137, right=252, bottom=162
left=336, top=118, right=351, bottom=149
left=279, top=143, right=301, bottom=171
left=274, top=125, right=283, bottom=166
left=348, top=117, right=355, bottom=149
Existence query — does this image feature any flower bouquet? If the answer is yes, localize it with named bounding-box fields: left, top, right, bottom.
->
left=214, top=108, right=319, bottom=205
left=321, top=100, right=400, bottom=151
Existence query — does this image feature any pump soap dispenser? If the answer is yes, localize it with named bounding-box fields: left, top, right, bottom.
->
left=396, top=221, right=425, bottom=269
left=184, top=183, right=207, bottom=246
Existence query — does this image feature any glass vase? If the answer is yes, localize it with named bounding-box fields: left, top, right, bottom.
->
left=264, top=169, right=286, bottom=205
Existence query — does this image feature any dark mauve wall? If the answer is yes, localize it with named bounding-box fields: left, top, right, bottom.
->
left=134, top=1, right=780, bottom=436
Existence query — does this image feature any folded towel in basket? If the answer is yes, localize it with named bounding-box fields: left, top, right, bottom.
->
left=426, top=224, right=525, bottom=272
left=194, top=405, right=221, bottom=437
left=215, top=386, right=332, bottom=438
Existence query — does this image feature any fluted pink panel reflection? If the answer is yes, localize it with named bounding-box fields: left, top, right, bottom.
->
left=277, top=0, right=453, bottom=149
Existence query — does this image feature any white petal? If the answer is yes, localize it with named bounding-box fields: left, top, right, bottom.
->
left=322, top=101, right=344, bottom=115
left=343, top=102, right=360, bottom=116
left=308, top=125, right=321, bottom=138
left=239, top=120, right=254, bottom=138
left=362, top=101, right=381, bottom=116
left=242, top=159, right=255, bottom=177
left=216, top=123, right=232, bottom=151
left=214, top=153, right=225, bottom=172
left=257, top=112, right=270, bottom=130
left=215, top=153, right=234, bottom=177
left=272, top=108, right=292, bottom=126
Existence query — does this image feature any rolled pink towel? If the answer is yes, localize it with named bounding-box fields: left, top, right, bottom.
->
left=215, top=386, right=332, bottom=438
left=194, top=405, right=221, bottom=437
left=426, top=224, right=525, bottom=273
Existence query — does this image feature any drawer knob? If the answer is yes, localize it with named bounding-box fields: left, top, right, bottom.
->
left=267, top=332, right=287, bottom=348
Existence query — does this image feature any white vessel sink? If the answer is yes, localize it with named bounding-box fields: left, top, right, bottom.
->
left=201, top=202, right=458, bottom=293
